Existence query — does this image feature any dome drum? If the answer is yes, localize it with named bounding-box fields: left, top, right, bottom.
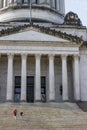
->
left=0, top=0, right=65, bottom=24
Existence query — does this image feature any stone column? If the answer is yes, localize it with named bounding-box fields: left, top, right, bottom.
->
left=35, top=54, right=41, bottom=102
left=61, top=55, right=68, bottom=101
left=0, top=0, right=3, bottom=8
left=59, top=0, right=65, bottom=15
left=73, top=55, right=80, bottom=101
left=3, top=0, right=7, bottom=7
left=49, top=54, right=55, bottom=101
left=14, top=0, right=19, bottom=4
left=21, top=0, right=29, bottom=4
left=50, top=0, right=55, bottom=8
left=46, top=0, right=50, bottom=4
left=9, top=0, right=14, bottom=5
left=21, top=54, right=27, bottom=102
left=7, top=54, right=14, bottom=101
left=56, top=0, right=60, bottom=10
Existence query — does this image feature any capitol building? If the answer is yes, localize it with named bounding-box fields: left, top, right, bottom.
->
left=0, top=0, right=87, bottom=103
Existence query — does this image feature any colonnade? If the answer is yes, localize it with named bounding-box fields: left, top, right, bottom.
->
left=6, top=53, right=80, bottom=102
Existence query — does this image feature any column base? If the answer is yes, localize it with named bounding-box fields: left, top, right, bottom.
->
left=34, top=100, right=41, bottom=102
left=49, top=100, right=55, bottom=102
left=20, top=100, right=26, bottom=103
left=63, top=100, right=69, bottom=102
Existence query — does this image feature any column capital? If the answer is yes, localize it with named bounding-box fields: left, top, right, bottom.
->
left=7, top=53, right=14, bottom=56
left=21, top=53, right=27, bottom=58
left=73, top=54, right=79, bottom=59
left=35, top=54, right=41, bottom=58
left=61, top=54, right=68, bottom=59
left=48, top=54, right=55, bottom=59
left=7, top=53, right=14, bottom=58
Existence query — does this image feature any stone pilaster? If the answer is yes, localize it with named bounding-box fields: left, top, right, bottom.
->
left=61, top=55, right=68, bottom=101
left=6, top=54, right=14, bottom=101
left=21, top=54, right=27, bottom=102
left=35, top=54, right=41, bottom=102
left=73, top=55, right=80, bottom=101
left=49, top=54, right=55, bottom=101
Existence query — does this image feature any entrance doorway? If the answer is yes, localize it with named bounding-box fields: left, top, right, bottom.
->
left=41, top=77, right=46, bottom=102
left=14, top=76, right=46, bottom=103
left=27, top=76, right=34, bottom=103
left=14, top=76, right=21, bottom=102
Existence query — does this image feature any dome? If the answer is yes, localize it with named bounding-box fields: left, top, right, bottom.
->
left=64, top=11, right=82, bottom=26
left=0, top=0, right=65, bottom=24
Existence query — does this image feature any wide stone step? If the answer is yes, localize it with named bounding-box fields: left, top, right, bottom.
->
left=0, top=103, right=87, bottom=130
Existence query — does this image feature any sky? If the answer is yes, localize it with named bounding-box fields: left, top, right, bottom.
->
left=65, top=0, right=87, bottom=27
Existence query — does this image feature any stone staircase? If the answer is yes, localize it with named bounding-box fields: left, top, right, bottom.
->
left=0, top=103, right=87, bottom=130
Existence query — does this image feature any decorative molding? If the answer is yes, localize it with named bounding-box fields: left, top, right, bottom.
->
left=64, top=11, right=82, bottom=26
left=81, top=41, right=87, bottom=48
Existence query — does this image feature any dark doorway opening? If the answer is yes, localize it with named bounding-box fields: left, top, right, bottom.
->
left=41, top=77, right=46, bottom=102
left=27, top=76, right=34, bottom=103
left=14, top=76, right=21, bottom=102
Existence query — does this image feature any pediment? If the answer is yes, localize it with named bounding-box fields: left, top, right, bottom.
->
left=0, top=29, right=69, bottom=42
left=0, top=24, right=83, bottom=45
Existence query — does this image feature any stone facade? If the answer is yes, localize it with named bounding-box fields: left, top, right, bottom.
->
left=0, top=0, right=87, bottom=103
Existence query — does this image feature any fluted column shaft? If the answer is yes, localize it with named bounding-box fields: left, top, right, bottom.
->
left=7, top=54, right=14, bottom=101
left=59, top=0, right=65, bottom=14
left=0, top=0, right=3, bottom=8
left=61, top=55, right=68, bottom=101
left=35, top=54, right=41, bottom=102
left=21, top=54, right=27, bottom=102
left=49, top=55, right=55, bottom=101
left=73, top=55, right=80, bottom=101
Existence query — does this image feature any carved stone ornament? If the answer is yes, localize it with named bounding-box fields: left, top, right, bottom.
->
left=64, top=11, right=82, bottom=26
